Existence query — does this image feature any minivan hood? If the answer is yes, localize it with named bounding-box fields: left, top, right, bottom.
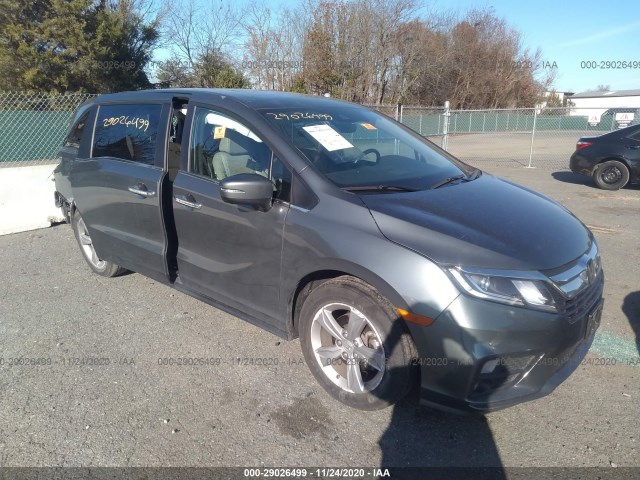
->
left=361, top=174, right=591, bottom=271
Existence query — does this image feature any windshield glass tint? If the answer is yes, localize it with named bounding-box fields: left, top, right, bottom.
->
left=259, top=105, right=467, bottom=189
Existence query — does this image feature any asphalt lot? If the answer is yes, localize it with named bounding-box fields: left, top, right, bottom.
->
left=437, top=130, right=605, bottom=169
left=0, top=165, right=639, bottom=471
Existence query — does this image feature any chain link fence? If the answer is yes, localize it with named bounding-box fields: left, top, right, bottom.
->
left=1, top=92, right=638, bottom=169
left=399, top=106, right=447, bottom=137
left=0, top=92, right=96, bottom=166
left=390, top=105, right=639, bottom=169
left=362, top=103, right=400, bottom=121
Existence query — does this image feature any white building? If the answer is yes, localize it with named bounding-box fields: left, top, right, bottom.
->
left=568, top=89, right=640, bottom=127
left=535, top=90, right=575, bottom=112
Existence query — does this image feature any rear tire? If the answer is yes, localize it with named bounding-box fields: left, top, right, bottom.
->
left=594, top=160, right=629, bottom=190
left=72, top=210, right=126, bottom=277
left=299, top=276, right=416, bottom=410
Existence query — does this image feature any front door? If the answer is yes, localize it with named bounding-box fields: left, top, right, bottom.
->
left=172, top=105, right=292, bottom=325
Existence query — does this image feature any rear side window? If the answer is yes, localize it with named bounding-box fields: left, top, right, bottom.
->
left=64, top=109, right=90, bottom=148
left=92, top=104, right=162, bottom=165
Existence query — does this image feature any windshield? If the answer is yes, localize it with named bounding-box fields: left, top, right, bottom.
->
left=258, top=105, right=471, bottom=190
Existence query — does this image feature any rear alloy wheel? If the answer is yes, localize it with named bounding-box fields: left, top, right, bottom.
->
left=299, top=276, right=416, bottom=410
left=72, top=210, right=126, bottom=277
left=594, top=160, right=630, bottom=190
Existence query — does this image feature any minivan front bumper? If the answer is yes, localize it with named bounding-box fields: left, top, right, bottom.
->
left=407, top=277, right=603, bottom=413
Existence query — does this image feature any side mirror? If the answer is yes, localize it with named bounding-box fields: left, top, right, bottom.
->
left=219, top=173, right=273, bottom=211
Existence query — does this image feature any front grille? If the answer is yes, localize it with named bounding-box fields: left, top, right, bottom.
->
left=553, top=271, right=604, bottom=323
left=544, top=242, right=604, bottom=323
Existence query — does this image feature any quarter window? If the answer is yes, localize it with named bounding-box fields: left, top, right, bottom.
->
left=64, top=109, right=90, bottom=148
left=271, top=157, right=292, bottom=202
left=92, top=104, right=161, bottom=165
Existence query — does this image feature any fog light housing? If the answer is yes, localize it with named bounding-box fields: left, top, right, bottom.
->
left=480, top=358, right=499, bottom=374
left=471, top=354, right=538, bottom=397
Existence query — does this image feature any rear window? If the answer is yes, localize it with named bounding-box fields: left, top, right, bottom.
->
left=92, top=104, right=162, bottom=165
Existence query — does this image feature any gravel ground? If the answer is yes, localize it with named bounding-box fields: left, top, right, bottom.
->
left=0, top=165, right=638, bottom=474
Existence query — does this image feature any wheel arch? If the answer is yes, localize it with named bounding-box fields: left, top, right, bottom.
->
left=287, top=261, right=410, bottom=338
left=596, top=156, right=632, bottom=172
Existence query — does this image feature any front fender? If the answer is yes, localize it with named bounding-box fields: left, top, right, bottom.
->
left=281, top=206, right=460, bottom=336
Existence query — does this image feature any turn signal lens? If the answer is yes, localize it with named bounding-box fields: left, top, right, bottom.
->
left=397, top=308, right=434, bottom=326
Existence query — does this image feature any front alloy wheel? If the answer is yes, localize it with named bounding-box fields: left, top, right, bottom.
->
left=299, top=276, right=416, bottom=410
left=310, top=302, right=386, bottom=394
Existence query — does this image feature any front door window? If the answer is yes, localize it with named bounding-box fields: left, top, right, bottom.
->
left=189, top=107, right=271, bottom=181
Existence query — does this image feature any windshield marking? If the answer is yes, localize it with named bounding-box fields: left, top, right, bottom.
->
left=265, top=112, right=333, bottom=121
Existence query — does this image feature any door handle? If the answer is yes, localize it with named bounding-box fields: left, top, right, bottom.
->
left=626, top=145, right=640, bottom=149
left=174, top=195, right=202, bottom=209
left=128, top=185, right=156, bottom=197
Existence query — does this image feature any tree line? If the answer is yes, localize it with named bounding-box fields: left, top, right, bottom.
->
left=0, top=0, right=555, bottom=108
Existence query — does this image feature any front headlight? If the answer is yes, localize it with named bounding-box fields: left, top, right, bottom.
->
left=448, top=267, right=557, bottom=312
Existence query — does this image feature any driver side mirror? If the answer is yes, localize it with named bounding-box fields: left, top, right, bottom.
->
left=219, top=173, right=273, bottom=211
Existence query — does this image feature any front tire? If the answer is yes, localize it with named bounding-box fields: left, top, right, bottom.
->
left=299, top=276, right=416, bottom=410
left=72, top=210, right=126, bottom=277
left=594, top=160, right=629, bottom=190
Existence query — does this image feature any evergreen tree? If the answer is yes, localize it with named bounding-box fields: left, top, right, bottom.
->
left=0, top=0, right=160, bottom=92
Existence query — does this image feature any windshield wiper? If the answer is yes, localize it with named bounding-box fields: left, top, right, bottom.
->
left=343, top=185, right=420, bottom=193
left=468, top=168, right=482, bottom=180
left=430, top=174, right=467, bottom=189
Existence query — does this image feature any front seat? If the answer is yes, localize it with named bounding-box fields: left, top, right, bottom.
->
left=212, top=137, right=257, bottom=180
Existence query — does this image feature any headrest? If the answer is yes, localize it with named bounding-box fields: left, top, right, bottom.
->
left=219, top=137, right=249, bottom=155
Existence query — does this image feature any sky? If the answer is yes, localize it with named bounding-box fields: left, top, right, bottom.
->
left=429, top=0, right=640, bottom=93
left=158, top=0, right=640, bottom=94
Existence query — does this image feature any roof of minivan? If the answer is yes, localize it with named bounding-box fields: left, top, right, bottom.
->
left=92, top=88, right=359, bottom=110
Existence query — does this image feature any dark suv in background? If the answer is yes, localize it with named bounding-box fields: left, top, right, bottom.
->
left=55, top=89, right=604, bottom=412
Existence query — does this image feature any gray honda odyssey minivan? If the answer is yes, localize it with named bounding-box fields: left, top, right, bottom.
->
left=54, top=89, right=604, bottom=412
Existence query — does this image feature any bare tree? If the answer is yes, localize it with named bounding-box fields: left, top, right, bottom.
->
left=294, top=0, right=420, bottom=103
left=198, top=0, right=554, bottom=107
left=394, top=7, right=552, bottom=108
left=241, top=2, right=307, bottom=91
left=163, top=0, right=243, bottom=69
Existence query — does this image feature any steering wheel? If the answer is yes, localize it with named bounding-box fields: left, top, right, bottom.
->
left=353, top=148, right=381, bottom=165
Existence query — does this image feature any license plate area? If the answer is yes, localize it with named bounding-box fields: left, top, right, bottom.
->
left=584, top=300, right=603, bottom=340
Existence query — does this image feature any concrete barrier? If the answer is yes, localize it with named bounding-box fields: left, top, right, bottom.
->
left=0, top=163, right=65, bottom=236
